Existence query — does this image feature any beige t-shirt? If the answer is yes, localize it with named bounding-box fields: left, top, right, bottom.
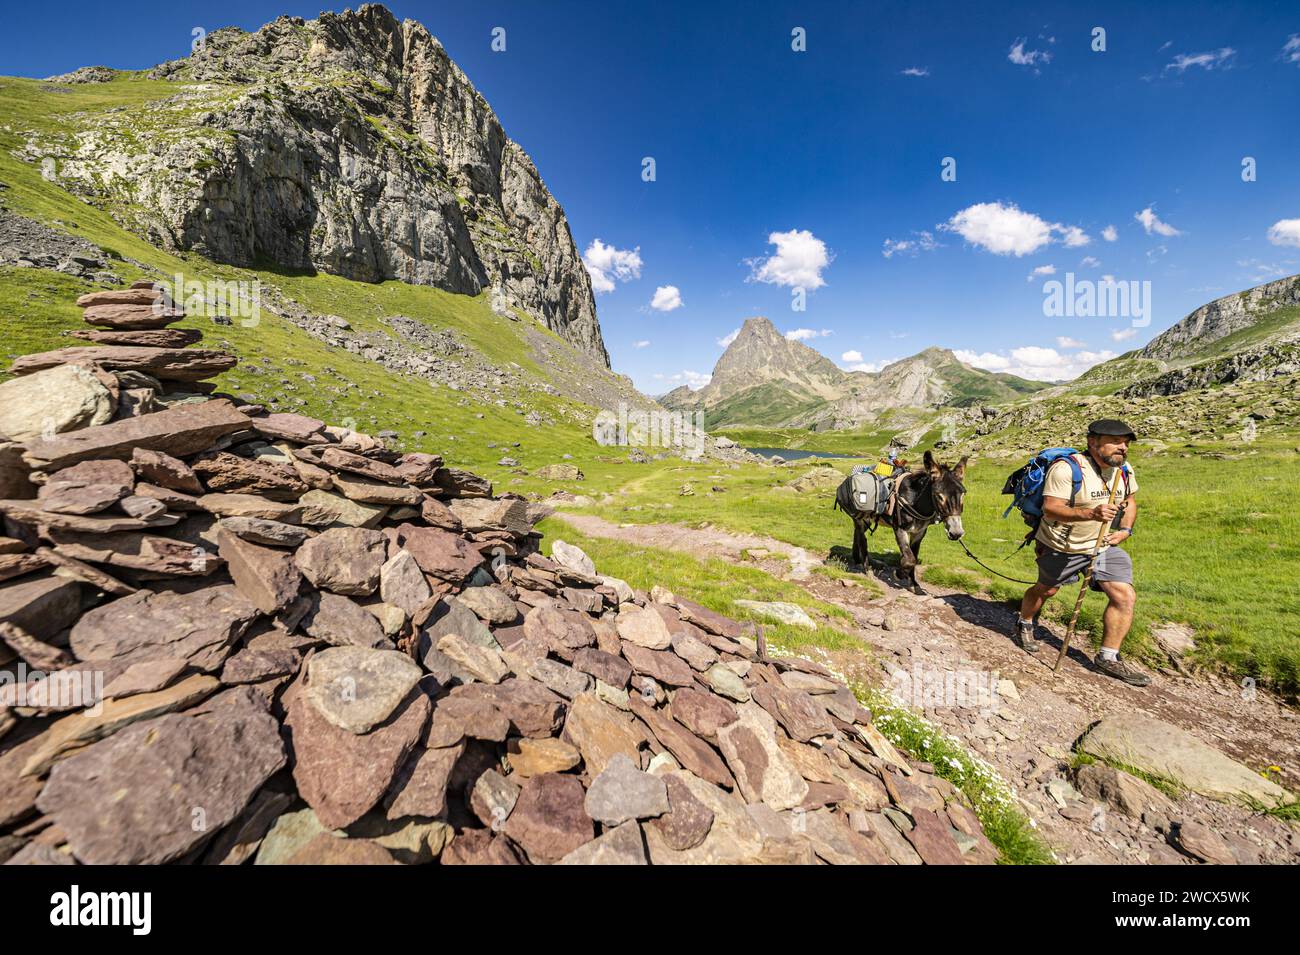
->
left=1035, top=453, right=1138, bottom=555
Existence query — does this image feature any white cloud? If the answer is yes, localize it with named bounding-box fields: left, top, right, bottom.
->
left=748, top=229, right=831, bottom=289
left=882, top=230, right=938, bottom=259
left=954, top=349, right=1011, bottom=371
left=1027, top=264, right=1056, bottom=282
left=841, top=349, right=863, bottom=363
left=957, top=345, right=1117, bottom=381
left=1010, top=345, right=1064, bottom=368
left=1056, top=336, right=1087, bottom=349
left=1079, top=255, right=1101, bottom=268
left=1101, top=274, right=1116, bottom=284
left=582, top=239, right=642, bottom=293
left=1266, top=218, right=1300, bottom=248
left=655, top=370, right=711, bottom=390
left=786, top=328, right=832, bottom=342
left=1238, top=258, right=1289, bottom=282
left=633, top=339, right=650, bottom=349
left=716, top=328, right=740, bottom=348
left=943, top=202, right=1054, bottom=256
left=1135, top=206, right=1182, bottom=237
left=1101, top=224, right=1118, bottom=242
left=1111, top=327, right=1138, bottom=342
left=1164, top=47, right=1236, bottom=73
left=848, top=358, right=900, bottom=373
left=1008, top=38, right=1052, bottom=68
left=1284, top=35, right=1300, bottom=65
left=649, top=285, right=683, bottom=311
left=901, top=67, right=930, bottom=77
left=1058, top=225, right=1090, bottom=247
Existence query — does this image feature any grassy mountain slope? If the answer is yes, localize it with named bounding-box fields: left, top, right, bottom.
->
left=695, top=381, right=829, bottom=429
left=0, top=73, right=654, bottom=496
left=926, top=352, right=1047, bottom=406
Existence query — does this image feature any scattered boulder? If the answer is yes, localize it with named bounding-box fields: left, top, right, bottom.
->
left=535, top=464, right=585, bottom=482
left=1079, top=713, right=1293, bottom=809
left=1074, top=762, right=1178, bottom=820
left=734, top=599, right=817, bottom=630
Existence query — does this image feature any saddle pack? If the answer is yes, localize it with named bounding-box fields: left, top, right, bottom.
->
left=834, top=466, right=893, bottom=518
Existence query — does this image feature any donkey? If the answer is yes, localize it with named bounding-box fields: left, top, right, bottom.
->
left=835, top=450, right=968, bottom=594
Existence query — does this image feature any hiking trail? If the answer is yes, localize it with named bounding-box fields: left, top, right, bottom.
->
left=551, top=509, right=1300, bottom=864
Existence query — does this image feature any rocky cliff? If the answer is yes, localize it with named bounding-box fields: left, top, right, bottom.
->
left=22, top=4, right=609, bottom=365
left=1140, top=274, right=1300, bottom=362
left=688, top=317, right=847, bottom=411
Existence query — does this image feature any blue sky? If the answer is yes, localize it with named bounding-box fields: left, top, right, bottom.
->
left=4, top=0, right=1299, bottom=392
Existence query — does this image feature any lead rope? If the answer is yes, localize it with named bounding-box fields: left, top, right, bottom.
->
left=954, top=536, right=1039, bottom=585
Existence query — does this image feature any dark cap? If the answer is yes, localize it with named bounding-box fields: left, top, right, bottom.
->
left=1088, top=418, right=1137, bottom=440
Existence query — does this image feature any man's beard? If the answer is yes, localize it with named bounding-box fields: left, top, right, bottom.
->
left=1105, top=451, right=1126, bottom=465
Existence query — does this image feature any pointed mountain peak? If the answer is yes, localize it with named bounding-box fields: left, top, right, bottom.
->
left=736, top=315, right=782, bottom=340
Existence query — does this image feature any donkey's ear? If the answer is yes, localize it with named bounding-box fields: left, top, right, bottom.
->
left=954, top=455, right=968, bottom=479
left=923, top=450, right=938, bottom=474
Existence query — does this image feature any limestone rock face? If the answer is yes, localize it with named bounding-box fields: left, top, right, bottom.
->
left=40, top=5, right=608, bottom=366
left=1140, top=274, right=1300, bottom=361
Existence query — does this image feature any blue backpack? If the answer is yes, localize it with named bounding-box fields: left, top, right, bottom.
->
left=1001, top=448, right=1130, bottom=537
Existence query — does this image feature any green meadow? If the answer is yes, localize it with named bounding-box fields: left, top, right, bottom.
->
left=560, top=433, right=1300, bottom=699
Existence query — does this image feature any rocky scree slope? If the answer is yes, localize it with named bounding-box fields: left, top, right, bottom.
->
left=0, top=284, right=995, bottom=865
left=18, top=3, right=609, bottom=365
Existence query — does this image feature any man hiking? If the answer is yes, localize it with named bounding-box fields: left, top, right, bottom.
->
left=1014, top=419, right=1148, bottom=686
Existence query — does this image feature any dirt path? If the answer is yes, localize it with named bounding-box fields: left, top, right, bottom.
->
left=554, top=510, right=1300, bottom=864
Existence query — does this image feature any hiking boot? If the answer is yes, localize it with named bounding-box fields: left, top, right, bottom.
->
left=1013, top=618, right=1039, bottom=654
left=1093, top=654, right=1151, bottom=687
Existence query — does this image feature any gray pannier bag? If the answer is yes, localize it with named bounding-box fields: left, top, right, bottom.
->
left=834, top=467, right=891, bottom=517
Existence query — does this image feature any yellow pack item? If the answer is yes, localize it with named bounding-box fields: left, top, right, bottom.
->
left=873, top=461, right=894, bottom=478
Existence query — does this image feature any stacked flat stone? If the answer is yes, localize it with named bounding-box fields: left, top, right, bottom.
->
left=0, top=286, right=998, bottom=866
left=0, top=281, right=239, bottom=448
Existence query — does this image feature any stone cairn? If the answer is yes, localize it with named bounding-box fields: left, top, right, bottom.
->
left=0, top=284, right=997, bottom=865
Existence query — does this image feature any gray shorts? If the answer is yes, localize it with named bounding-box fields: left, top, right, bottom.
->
left=1035, top=543, right=1133, bottom=591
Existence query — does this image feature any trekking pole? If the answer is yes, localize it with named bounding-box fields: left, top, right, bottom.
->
left=1052, top=468, right=1122, bottom=673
